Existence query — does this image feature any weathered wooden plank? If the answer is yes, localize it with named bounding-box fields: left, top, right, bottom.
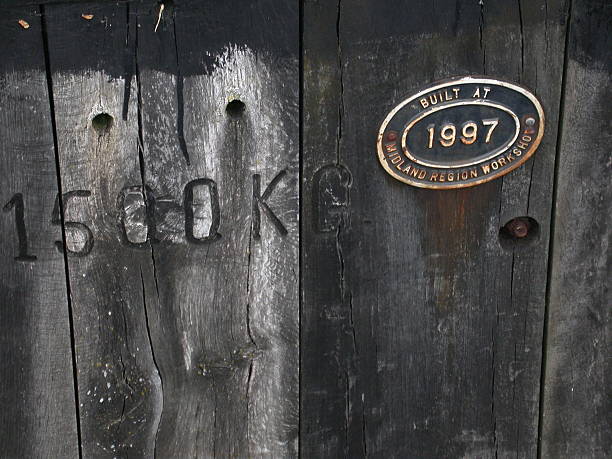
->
left=0, top=6, right=79, bottom=458
left=44, top=3, right=162, bottom=456
left=302, top=0, right=569, bottom=457
left=540, top=1, right=612, bottom=457
left=132, top=1, right=299, bottom=456
left=5, top=0, right=132, bottom=6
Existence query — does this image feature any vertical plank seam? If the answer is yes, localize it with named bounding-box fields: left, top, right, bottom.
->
left=515, top=4, right=530, bottom=453
left=246, top=218, right=255, bottom=456
left=134, top=8, right=164, bottom=456
left=537, top=0, right=573, bottom=456
left=517, top=0, right=525, bottom=81
left=298, top=0, right=304, bottom=456
left=39, top=4, right=83, bottom=457
left=170, top=4, right=190, bottom=166
left=138, top=268, right=162, bottom=456
left=478, top=0, right=486, bottom=72
left=335, top=1, right=351, bottom=455
left=335, top=1, right=366, bottom=455
left=491, top=270, right=500, bottom=459
left=335, top=0, right=344, bottom=167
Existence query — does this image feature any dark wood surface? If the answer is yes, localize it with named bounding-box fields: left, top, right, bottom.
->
left=302, top=0, right=569, bottom=457
left=0, top=6, right=79, bottom=458
left=134, top=1, right=299, bottom=456
left=0, top=0, right=608, bottom=457
left=1, top=1, right=298, bottom=457
left=540, top=1, right=611, bottom=457
left=44, top=4, right=163, bottom=457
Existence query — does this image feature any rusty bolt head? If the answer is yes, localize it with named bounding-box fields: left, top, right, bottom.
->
left=387, top=132, right=397, bottom=141
left=506, top=219, right=529, bottom=238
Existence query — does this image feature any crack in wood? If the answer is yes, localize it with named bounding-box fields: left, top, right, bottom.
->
left=40, top=5, right=83, bottom=457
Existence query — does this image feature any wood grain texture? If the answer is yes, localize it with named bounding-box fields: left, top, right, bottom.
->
left=45, top=4, right=162, bottom=457
left=1, top=0, right=610, bottom=456
left=0, top=6, right=78, bottom=458
left=134, top=1, right=299, bottom=456
left=301, top=0, right=569, bottom=457
left=541, top=1, right=612, bottom=457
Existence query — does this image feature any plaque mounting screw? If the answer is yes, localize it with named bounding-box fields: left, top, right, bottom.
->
left=499, top=216, right=540, bottom=250
left=506, top=218, right=530, bottom=238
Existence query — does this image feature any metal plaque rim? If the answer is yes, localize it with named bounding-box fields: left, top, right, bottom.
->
left=376, top=76, right=546, bottom=190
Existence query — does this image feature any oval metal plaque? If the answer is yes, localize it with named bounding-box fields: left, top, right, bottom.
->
left=377, top=77, right=544, bottom=189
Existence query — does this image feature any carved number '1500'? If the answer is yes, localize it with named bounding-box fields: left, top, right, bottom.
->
left=2, top=171, right=288, bottom=261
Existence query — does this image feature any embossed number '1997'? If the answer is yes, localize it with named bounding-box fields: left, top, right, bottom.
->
left=377, top=76, right=545, bottom=189
left=426, top=118, right=499, bottom=148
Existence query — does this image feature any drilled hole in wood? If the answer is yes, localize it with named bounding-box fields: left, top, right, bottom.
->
left=226, top=99, right=245, bottom=118
left=499, top=216, right=540, bottom=250
left=92, top=113, right=113, bottom=134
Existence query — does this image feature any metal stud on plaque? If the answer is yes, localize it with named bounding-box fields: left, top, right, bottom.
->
left=377, top=77, right=545, bottom=189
